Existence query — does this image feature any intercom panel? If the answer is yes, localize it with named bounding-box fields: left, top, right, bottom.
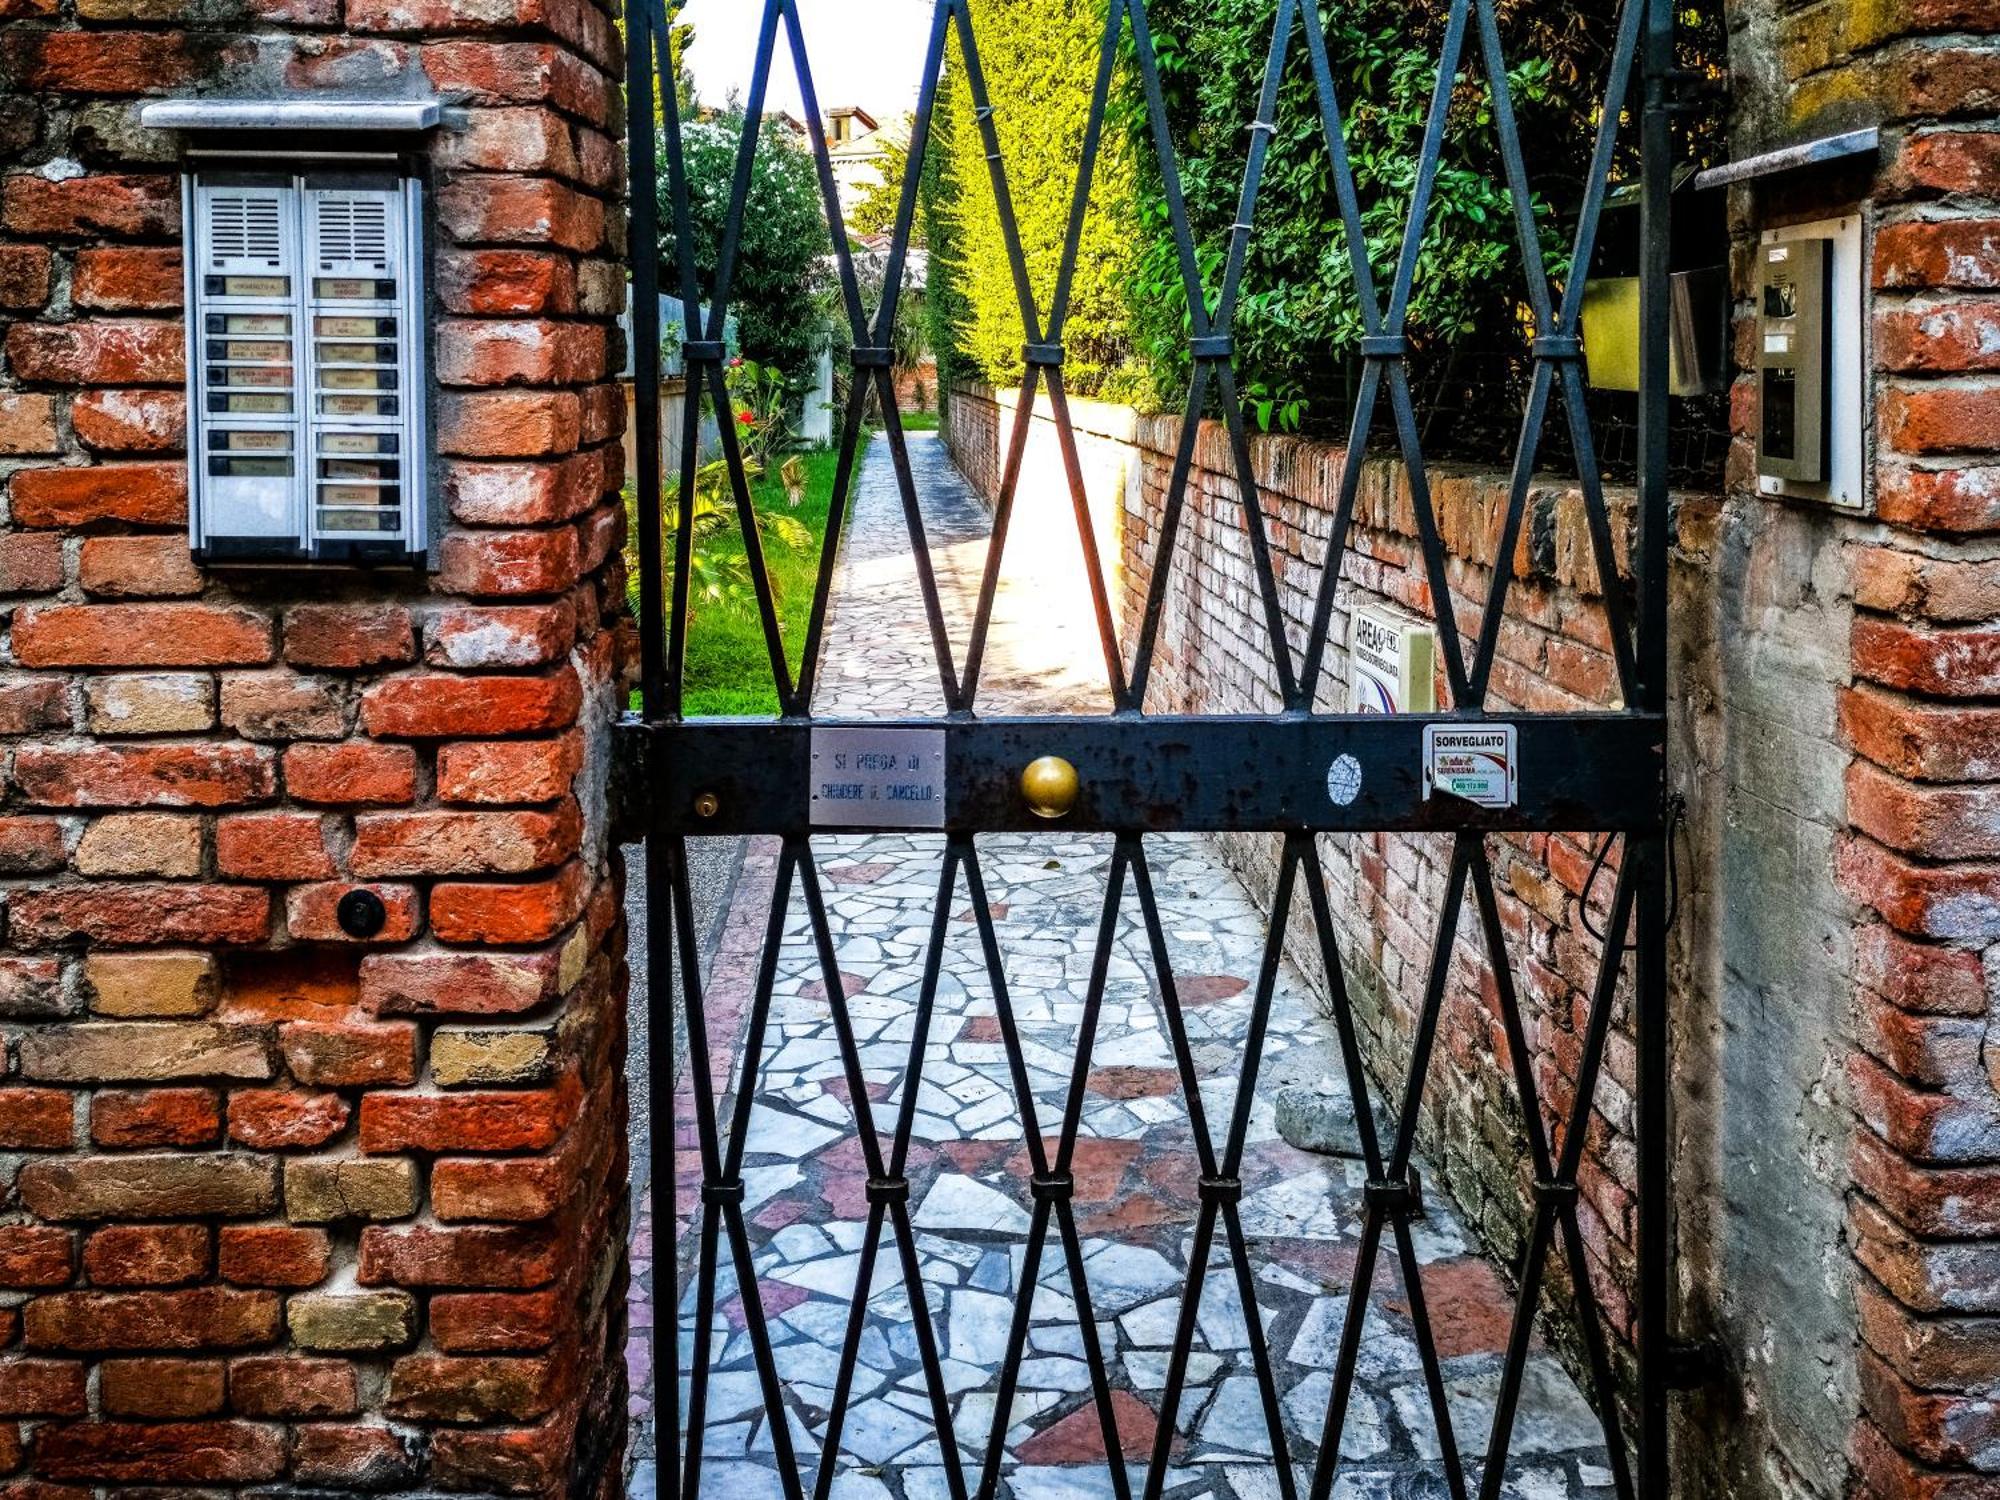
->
left=186, top=168, right=428, bottom=564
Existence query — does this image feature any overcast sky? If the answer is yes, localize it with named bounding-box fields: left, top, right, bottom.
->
left=679, top=0, right=935, bottom=122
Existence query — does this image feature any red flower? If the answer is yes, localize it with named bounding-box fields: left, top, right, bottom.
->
left=738, top=411, right=755, bottom=425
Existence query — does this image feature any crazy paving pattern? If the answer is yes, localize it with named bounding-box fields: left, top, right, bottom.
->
left=628, top=435, right=1612, bottom=1499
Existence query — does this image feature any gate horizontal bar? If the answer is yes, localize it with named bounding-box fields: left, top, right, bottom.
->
left=621, top=713, right=1667, bottom=836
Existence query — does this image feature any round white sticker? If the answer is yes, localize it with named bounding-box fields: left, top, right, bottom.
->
left=1326, top=754, right=1363, bottom=807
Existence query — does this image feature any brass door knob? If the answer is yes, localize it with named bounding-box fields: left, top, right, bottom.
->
left=1020, top=756, right=1080, bottom=820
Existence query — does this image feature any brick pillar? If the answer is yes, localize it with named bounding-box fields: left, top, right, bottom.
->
left=1799, top=12, right=2000, bottom=1499
left=0, top=1, right=634, bottom=1494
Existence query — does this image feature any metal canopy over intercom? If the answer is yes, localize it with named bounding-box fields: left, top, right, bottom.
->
left=140, top=98, right=439, bottom=565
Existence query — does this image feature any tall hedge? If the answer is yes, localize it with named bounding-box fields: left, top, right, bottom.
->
left=922, top=0, right=1147, bottom=401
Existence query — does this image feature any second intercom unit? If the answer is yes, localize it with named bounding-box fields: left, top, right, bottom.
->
left=1757, top=237, right=1830, bottom=485
left=1756, top=215, right=1864, bottom=510
left=183, top=167, right=429, bottom=565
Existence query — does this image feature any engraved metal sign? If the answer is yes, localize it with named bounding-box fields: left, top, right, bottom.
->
left=809, top=727, right=947, bottom=829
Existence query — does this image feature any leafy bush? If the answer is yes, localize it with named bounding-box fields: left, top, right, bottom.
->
left=1129, top=0, right=1592, bottom=433
left=658, top=111, right=830, bottom=375
left=921, top=0, right=1148, bottom=400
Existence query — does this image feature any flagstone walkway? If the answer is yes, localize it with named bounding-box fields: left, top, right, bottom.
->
left=627, top=432, right=1613, bottom=1499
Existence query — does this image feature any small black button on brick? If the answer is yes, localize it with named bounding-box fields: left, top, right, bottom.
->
left=336, top=888, right=388, bottom=940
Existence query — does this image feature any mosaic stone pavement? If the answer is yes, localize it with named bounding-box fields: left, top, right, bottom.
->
left=628, top=433, right=1614, bottom=1499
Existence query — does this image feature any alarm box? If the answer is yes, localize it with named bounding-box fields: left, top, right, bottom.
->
left=184, top=167, right=428, bottom=564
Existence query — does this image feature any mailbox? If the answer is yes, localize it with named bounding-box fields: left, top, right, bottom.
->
left=143, top=100, right=439, bottom=565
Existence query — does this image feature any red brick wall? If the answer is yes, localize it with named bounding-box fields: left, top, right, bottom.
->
left=0, top=1, right=635, bottom=1494
left=946, top=379, right=1682, bottom=1393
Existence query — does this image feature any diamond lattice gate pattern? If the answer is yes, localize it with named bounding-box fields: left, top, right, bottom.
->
left=620, top=0, right=1678, bottom=1496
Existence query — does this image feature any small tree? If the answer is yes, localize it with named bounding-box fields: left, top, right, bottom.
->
left=658, top=111, right=830, bottom=377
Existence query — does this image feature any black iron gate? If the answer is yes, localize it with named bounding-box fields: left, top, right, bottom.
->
left=620, top=0, right=1679, bottom=1495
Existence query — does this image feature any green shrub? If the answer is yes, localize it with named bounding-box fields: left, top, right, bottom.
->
left=921, top=0, right=1148, bottom=401
left=1129, top=0, right=1594, bottom=433
left=658, top=110, right=830, bottom=375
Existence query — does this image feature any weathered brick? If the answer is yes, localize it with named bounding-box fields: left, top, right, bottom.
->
left=286, top=1290, right=418, bottom=1352
left=443, top=451, right=602, bottom=525
left=0, top=676, right=70, bottom=736
left=426, top=602, right=575, bottom=668
left=283, top=605, right=418, bottom=671
left=439, top=526, right=582, bottom=596
left=100, top=1357, right=224, bottom=1418
left=0, top=177, right=177, bottom=239
left=227, top=1088, right=351, bottom=1150
left=13, top=603, right=272, bottom=669
left=74, top=812, right=202, bottom=878
left=437, top=389, right=582, bottom=457
left=283, top=742, right=418, bottom=806
left=385, top=1352, right=564, bottom=1423
left=0, top=392, right=59, bottom=455
left=284, top=1158, right=419, bottom=1224
left=9, top=885, right=272, bottom=949
left=214, top=812, right=336, bottom=882
left=0, top=1088, right=76, bottom=1150
left=351, top=804, right=581, bottom=878
left=228, top=1356, right=357, bottom=1418
left=18, top=1154, right=278, bottom=1221
left=1878, top=464, right=2000, bottom=535
left=35, top=1420, right=285, bottom=1484
left=23, top=1287, right=281, bottom=1351
left=0, top=1360, right=87, bottom=1418
left=0, top=530, right=63, bottom=591
left=429, top=1288, right=562, bottom=1352
left=72, top=386, right=185, bottom=452
left=15, top=742, right=274, bottom=809
left=71, top=246, right=182, bottom=310
left=8, top=459, right=187, bottom=528
left=1882, top=382, right=2000, bottom=457
left=0, top=243, right=53, bottom=307
left=292, top=1423, right=418, bottom=1489
left=286, top=882, right=425, bottom=944
left=361, top=668, right=581, bottom=738
left=1844, top=684, right=2000, bottom=782
left=435, top=176, right=604, bottom=252
left=278, top=1020, right=419, bottom=1088
left=1839, top=835, right=2000, bottom=944
left=359, top=949, right=562, bottom=1017
left=75, top=535, right=202, bottom=598
left=432, top=1422, right=571, bottom=1494
left=90, top=1088, right=221, bottom=1149
left=1853, top=545, right=2000, bottom=623
left=0, top=816, right=66, bottom=876
left=19, top=1023, right=271, bottom=1084
left=437, top=730, right=583, bottom=805
left=435, top=247, right=578, bottom=315
left=359, top=1082, right=577, bottom=1155
left=0, top=1227, right=75, bottom=1290
left=216, top=1225, right=330, bottom=1289
left=87, top=951, right=219, bottom=1018
left=81, top=1223, right=209, bottom=1287
left=1850, top=760, right=2000, bottom=860
left=85, top=673, right=215, bottom=736
left=432, top=1027, right=556, bottom=1088
left=430, top=860, right=590, bottom=945
left=219, top=670, right=347, bottom=742
left=1878, top=219, right=2000, bottom=291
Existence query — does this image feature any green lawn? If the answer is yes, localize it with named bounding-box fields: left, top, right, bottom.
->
left=647, top=445, right=844, bottom=718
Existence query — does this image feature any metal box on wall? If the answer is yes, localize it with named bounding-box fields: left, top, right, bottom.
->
left=142, top=99, right=440, bottom=565
left=186, top=169, right=429, bottom=564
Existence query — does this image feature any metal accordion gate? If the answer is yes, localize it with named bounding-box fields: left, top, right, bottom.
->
left=619, top=0, right=1680, bottom=1495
